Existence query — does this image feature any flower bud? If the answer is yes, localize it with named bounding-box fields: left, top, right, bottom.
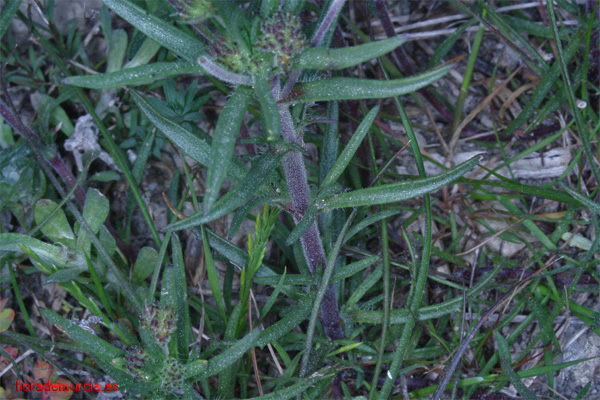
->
left=141, top=304, right=176, bottom=345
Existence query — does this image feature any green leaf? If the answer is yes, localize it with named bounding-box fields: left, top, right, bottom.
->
left=132, top=247, right=158, bottom=283
left=185, top=328, right=260, bottom=379
left=164, top=234, right=190, bottom=363
left=256, top=289, right=315, bottom=348
left=345, top=265, right=382, bottom=307
left=43, top=267, right=86, bottom=284
left=0, top=308, right=15, bottom=333
left=332, top=255, right=380, bottom=282
left=285, top=203, right=317, bottom=246
left=494, top=330, right=540, bottom=400
left=257, top=268, right=286, bottom=324
left=40, top=309, right=123, bottom=361
left=558, top=183, right=600, bottom=215
left=285, top=64, right=452, bottom=102
left=34, top=199, right=76, bottom=248
left=201, top=226, right=227, bottom=323
left=101, top=0, right=204, bottom=62
left=197, top=55, right=252, bottom=86
left=0, top=0, right=22, bottom=42
left=322, top=155, right=481, bottom=209
left=239, top=369, right=333, bottom=400
left=292, top=36, right=407, bottom=70
left=107, top=29, right=128, bottom=73
left=166, top=151, right=282, bottom=231
left=254, top=73, right=280, bottom=140
left=0, top=233, right=85, bottom=269
left=285, top=184, right=341, bottom=246
left=344, top=209, right=399, bottom=244
left=320, top=106, right=379, bottom=188
left=123, top=37, right=161, bottom=69
left=64, top=61, right=201, bottom=89
left=204, top=86, right=252, bottom=214
left=82, top=188, right=109, bottom=233
left=131, top=90, right=246, bottom=181
left=30, top=93, right=74, bottom=136
left=77, top=188, right=109, bottom=254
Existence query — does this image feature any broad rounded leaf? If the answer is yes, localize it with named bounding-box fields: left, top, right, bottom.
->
left=34, top=199, right=76, bottom=247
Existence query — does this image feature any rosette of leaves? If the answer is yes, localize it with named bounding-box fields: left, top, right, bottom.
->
left=58, top=0, right=485, bottom=398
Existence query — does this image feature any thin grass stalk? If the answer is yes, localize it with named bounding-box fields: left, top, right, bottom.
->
left=367, top=218, right=390, bottom=400
left=298, top=208, right=358, bottom=381
left=378, top=96, right=432, bottom=399
left=546, top=0, right=600, bottom=185
left=431, top=268, right=546, bottom=399
left=374, top=0, right=464, bottom=128
left=449, top=15, right=486, bottom=153
left=7, top=259, right=35, bottom=337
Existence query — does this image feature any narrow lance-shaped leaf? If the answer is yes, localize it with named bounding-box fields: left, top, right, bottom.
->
left=494, top=331, right=540, bottom=400
left=254, top=73, right=280, bottom=140
left=292, top=35, right=407, bottom=70
left=201, top=226, right=227, bottom=323
left=321, top=155, right=482, bottom=210
left=204, top=86, right=252, bottom=214
left=284, top=64, right=452, bottom=102
left=166, top=151, right=282, bottom=231
left=185, top=328, right=260, bottom=379
left=131, top=90, right=246, bottom=180
left=0, top=0, right=22, bottom=41
left=320, top=105, right=379, bottom=188
left=40, top=309, right=124, bottom=361
left=64, top=61, right=202, bottom=89
left=102, top=0, right=204, bottom=62
left=165, top=234, right=190, bottom=363
left=285, top=184, right=341, bottom=246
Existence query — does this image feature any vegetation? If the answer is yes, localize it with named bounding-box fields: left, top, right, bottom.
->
left=0, top=0, right=598, bottom=399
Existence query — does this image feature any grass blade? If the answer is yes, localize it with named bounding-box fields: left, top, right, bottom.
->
left=163, top=234, right=190, bottom=363
left=320, top=106, right=379, bottom=188
left=201, top=226, right=227, bottom=324
left=166, top=152, right=282, bottom=232
left=186, top=328, right=260, bottom=379
left=494, top=330, right=540, bottom=400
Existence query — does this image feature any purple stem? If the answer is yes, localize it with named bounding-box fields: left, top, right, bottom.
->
left=278, top=104, right=344, bottom=340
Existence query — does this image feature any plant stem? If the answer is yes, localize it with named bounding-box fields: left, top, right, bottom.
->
left=278, top=104, right=344, bottom=341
